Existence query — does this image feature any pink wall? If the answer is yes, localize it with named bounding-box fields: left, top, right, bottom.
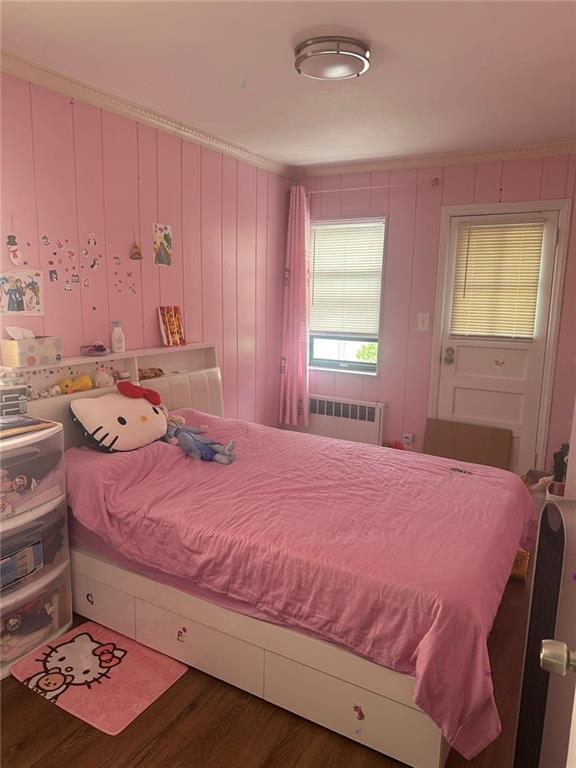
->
left=1, top=74, right=290, bottom=426
left=302, top=156, right=576, bottom=465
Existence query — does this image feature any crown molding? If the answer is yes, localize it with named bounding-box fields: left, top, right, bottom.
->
left=3, top=50, right=575, bottom=182
left=297, top=141, right=576, bottom=178
left=1, top=51, right=293, bottom=177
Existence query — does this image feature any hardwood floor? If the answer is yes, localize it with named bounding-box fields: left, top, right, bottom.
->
left=1, top=577, right=530, bottom=768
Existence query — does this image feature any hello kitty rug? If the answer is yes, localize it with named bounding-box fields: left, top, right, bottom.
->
left=10, top=622, right=187, bottom=735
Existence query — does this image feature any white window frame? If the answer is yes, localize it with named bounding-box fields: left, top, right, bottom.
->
left=428, top=199, right=572, bottom=470
left=308, top=218, right=387, bottom=376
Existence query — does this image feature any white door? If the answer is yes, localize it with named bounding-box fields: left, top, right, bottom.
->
left=435, top=211, right=558, bottom=475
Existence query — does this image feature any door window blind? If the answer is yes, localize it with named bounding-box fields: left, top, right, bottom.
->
left=450, top=221, right=545, bottom=339
left=309, top=220, right=385, bottom=336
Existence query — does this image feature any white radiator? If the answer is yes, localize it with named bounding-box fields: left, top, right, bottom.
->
left=298, top=395, right=385, bottom=445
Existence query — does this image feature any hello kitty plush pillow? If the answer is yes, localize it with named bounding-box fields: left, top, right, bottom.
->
left=70, top=381, right=168, bottom=452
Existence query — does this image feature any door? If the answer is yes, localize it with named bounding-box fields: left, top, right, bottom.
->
left=435, top=211, right=558, bottom=474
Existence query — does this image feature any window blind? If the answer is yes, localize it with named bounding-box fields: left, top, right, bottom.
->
left=309, top=220, right=385, bottom=336
left=450, top=221, right=545, bottom=339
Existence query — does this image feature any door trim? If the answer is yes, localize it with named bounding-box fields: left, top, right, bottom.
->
left=428, top=199, right=573, bottom=471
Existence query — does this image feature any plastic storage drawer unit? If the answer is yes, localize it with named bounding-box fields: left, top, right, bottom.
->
left=0, top=563, right=72, bottom=677
left=1, top=500, right=69, bottom=595
left=0, top=424, right=65, bottom=522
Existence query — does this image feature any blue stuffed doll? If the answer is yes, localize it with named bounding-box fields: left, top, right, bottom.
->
left=162, top=416, right=235, bottom=465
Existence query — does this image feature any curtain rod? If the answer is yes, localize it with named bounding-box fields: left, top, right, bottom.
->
left=301, top=177, right=441, bottom=195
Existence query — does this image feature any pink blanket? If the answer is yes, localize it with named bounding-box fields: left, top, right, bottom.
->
left=66, top=410, right=535, bottom=758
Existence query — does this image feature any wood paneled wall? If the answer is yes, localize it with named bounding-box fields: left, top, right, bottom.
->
left=1, top=74, right=290, bottom=426
left=302, top=155, right=576, bottom=460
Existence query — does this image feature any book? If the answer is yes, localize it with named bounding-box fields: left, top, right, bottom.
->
left=0, top=415, right=57, bottom=439
left=158, top=305, right=186, bottom=346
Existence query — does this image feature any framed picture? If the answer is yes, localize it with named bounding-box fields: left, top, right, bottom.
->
left=0, top=270, right=44, bottom=316
left=158, top=306, right=186, bottom=346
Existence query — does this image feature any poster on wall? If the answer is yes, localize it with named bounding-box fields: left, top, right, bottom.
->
left=0, top=269, right=44, bottom=315
left=153, top=223, right=173, bottom=266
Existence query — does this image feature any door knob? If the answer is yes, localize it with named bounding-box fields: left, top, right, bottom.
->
left=443, top=347, right=455, bottom=365
left=540, top=639, right=576, bottom=676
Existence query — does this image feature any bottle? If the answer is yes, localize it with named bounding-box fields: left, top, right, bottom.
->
left=111, top=321, right=126, bottom=353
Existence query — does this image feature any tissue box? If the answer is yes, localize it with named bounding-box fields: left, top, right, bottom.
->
left=0, top=337, right=62, bottom=368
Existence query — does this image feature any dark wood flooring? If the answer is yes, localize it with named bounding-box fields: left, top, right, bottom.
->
left=1, top=576, right=530, bottom=768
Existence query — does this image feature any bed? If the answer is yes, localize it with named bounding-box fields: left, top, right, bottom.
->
left=29, top=366, right=535, bottom=768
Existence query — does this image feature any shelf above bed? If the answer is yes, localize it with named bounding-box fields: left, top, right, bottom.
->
left=0, top=343, right=216, bottom=375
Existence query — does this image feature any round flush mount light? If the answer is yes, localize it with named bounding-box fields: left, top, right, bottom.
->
left=294, top=36, right=370, bottom=81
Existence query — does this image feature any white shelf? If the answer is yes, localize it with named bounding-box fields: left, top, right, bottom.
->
left=0, top=343, right=214, bottom=374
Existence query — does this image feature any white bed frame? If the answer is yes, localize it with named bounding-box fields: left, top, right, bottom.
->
left=30, top=367, right=450, bottom=768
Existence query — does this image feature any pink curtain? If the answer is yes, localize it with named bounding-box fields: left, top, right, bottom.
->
left=279, top=185, right=310, bottom=426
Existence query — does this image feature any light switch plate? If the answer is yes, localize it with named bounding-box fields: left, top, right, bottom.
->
left=417, top=313, right=430, bottom=332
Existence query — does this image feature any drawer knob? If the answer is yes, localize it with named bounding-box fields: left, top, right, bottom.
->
left=86, top=592, right=95, bottom=605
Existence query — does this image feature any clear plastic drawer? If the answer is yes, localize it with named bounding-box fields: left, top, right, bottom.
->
left=0, top=425, right=65, bottom=523
left=0, top=564, right=72, bottom=675
left=1, top=501, right=69, bottom=595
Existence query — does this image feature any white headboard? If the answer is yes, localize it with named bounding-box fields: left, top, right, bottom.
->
left=27, top=367, right=224, bottom=449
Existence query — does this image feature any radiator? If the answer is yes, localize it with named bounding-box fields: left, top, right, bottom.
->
left=299, top=395, right=385, bottom=445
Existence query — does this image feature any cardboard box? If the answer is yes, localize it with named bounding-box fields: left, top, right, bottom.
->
left=422, top=418, right=512, bottom=470
left=0, top=337, right=62, bottom=368
left=511, top=549, right=530, bottom=580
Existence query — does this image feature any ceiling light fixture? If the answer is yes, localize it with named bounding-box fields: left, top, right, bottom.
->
left=294, top=36, right=370, bottom=81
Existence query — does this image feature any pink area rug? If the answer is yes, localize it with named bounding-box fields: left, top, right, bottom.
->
left=11, top=621, right=187, bottom=735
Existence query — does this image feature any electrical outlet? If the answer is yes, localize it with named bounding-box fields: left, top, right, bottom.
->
left=402, top=432, right=416, bottom=449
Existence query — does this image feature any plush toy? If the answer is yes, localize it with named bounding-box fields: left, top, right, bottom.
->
left=73, top=374, right=92, bottom=392
left=162, top=415, right=235, bottom=465
left=94, top=369, right=115, bottom=388
left=48, top=384, right=61, bottom=397
left=70, top=381, right=167, bottom=452
left=57, top=378, right=75, bottom=395
left=57, top=375, right=93, bottom=395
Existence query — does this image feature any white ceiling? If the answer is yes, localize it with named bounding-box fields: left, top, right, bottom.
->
left=2, top=1, right=576, bottom=168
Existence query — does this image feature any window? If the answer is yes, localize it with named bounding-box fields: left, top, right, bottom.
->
left=309, top=220, right=385, bottom=372
left=450, top=220, right=545, bottom=339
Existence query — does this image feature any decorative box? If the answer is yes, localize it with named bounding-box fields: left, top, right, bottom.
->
left=0, top=336, right=62, bottom=368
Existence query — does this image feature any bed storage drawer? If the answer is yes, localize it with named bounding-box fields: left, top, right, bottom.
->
left=135, top=600, right=264, bottom=696
left=264, top=652, right=447, bottom=768
left=72, top=573, right=136, bottom=638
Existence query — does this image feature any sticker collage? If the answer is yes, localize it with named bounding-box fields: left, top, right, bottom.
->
left=1, top=223, right=174, bottom=317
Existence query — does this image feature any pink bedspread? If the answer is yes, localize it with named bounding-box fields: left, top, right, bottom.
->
left=66, top=409, right=535, bottom=759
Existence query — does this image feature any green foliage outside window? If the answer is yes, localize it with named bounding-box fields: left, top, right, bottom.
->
left=355, top=342, right=378, bottom=364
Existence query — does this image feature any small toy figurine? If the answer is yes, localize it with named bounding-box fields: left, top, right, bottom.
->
left=162, top=415, right=235, bottom=465
left=553, top=443, right=569, bottom=483
left=48, top=384, right=61, bottom=397
left=26, top=385, right=39, bottom=401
